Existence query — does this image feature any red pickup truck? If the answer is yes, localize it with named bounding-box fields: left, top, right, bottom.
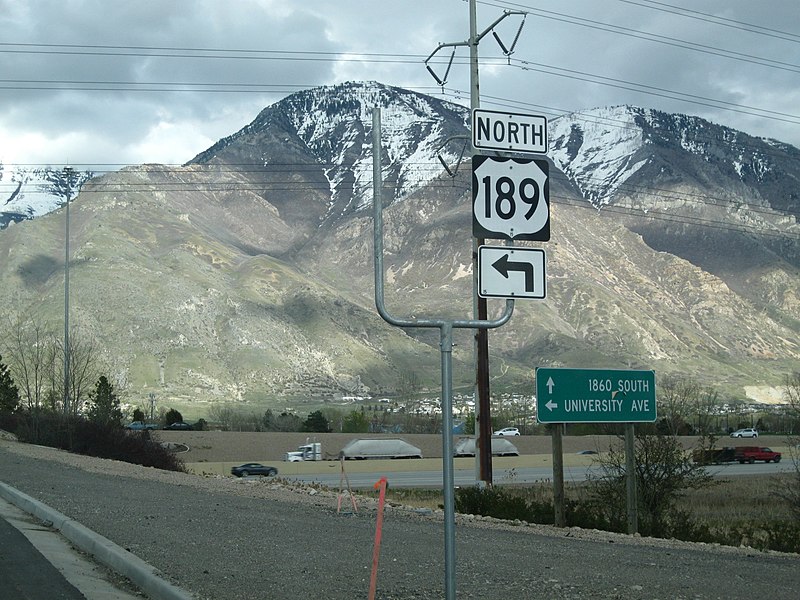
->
left=734, top=447, right=781, bottom=464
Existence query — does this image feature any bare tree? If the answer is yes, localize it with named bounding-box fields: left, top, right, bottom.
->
left=0, top=314, right=101, bottom=415
left=396, top=370, right=423, bottom=432
left=695, top=386, right=723, bottom=452
left=53, top=328, right=101, bottom=416
left=657, top=374, right=700, bottom=436
left=207, top=404, right=236, bottom=431
left=1, top=314, right=55, bottom=411
left=784, top=371, right=800, bottom=417
left=773, top=372, right=800, bottom=521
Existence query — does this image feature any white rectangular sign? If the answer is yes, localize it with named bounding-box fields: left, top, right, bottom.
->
left=478, top=246, right=546, bottom=299
left=472, top=109, right=547, bottom=154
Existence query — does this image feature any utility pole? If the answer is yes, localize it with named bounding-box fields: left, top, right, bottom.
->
left=63, top=166, right=73, bottom=416
left=469, top=0, right=495, bottom=489
left=426, top=0, right=525, bottom=487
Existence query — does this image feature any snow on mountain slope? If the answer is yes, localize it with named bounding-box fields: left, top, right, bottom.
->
left=1, top=165, right=93, bottom=228
left=191, top=82, right=470, bottom=215
left=549, top=107, right=651, bottom=206
left=549, top=105, right=800, bottom=215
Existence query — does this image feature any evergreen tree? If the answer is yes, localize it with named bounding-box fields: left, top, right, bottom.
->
left=0, top=354, right=20, bottom=415
left=302, top=410, right=331, bottom=433
left=132, top=407, right=146, bottom=422
left=86, top=376, right=123, bottom=426
left=342, top=410, right=369, bottom=433
left=164, top=408, right=184, bottom=426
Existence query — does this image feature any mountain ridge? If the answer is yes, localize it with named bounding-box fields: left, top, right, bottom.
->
left=0, top=82, right=797, bottom=413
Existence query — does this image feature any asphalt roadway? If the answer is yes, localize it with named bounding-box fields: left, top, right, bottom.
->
left=0, top=495, right=143, bottom=600
left=277, top=459, right=795, bottom=489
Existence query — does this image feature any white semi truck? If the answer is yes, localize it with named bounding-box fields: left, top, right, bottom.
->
left=284, top=441, right=322, bottom=462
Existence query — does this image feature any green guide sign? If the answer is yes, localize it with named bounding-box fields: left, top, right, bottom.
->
left=536, top=367, right=657, bottom=424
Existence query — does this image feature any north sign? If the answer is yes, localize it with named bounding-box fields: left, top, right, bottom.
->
left=472, top=155, right=550, bottom=241
left=472, top=109, right=547, bottom=154
left=536, top=367, right=657, bottom=424
left=479, top=246, right=546, bottom=299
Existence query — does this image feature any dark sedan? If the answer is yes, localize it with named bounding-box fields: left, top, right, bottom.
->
left=231, top=463, right=278, bottom=477
left=163, top=422, right=193, bottom=430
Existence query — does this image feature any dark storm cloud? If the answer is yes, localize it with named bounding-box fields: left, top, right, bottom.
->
left=1, top=0, right=797, bottom=168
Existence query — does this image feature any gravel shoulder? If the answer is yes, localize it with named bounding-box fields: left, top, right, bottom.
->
left=1, top=436, right=798, bottom=600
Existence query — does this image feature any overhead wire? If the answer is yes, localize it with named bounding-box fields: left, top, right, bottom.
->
left=1, top=8, right=798, bottom=240
left=5, top=162, right=796, bottom=242
left=479, top=0, right=800, bottom=72
left=614, top=0, right=800, bottom=43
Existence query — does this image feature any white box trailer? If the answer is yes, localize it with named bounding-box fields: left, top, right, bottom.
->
left=340, top=438, right=422, bottom=460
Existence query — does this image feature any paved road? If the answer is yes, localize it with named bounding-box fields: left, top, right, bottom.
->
left=282, top=461, right=794, bottom=489
left=1, top=446, right=798, bottom=600
left=0, top=507, right=86, bottom=599
left=0, top=496, right=144, bottom=600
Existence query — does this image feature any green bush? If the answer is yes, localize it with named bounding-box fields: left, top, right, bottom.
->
left=13, top=412, right=185, bottom=472
left=455, top=486, right=531, bottom=522
left=455, top=485, right=612, bottom=530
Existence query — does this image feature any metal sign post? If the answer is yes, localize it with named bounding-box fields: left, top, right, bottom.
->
left=372, top=108, right=514, bottom=600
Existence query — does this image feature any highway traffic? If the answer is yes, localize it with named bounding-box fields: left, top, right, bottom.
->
left=281, top=458, right=794, bottom=489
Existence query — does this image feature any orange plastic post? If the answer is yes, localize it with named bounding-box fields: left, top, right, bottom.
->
left=368, top=477, right=388, bottom=600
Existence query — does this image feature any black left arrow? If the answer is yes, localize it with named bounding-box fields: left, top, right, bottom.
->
left=492, top=254, right=534, bottom=292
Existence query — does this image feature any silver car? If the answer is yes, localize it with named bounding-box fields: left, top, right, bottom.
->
left=730, top=428, right=758, bottom=438
left=493, top=427, right=520, bottom=436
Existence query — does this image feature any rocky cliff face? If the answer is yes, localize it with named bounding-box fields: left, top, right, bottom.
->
left=0, top=82, right=797, bottom=408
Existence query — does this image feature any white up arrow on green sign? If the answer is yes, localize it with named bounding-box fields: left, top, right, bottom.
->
left=536, top=367, right=657, bottom=424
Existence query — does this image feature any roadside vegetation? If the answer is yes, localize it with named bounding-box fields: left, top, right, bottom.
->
left=2, top=314, right=800, bottom=551
left=376, top=372, right=800, bottom=554
left=0, top=324, right=184, bottom=472
left=373, top=472, right=800, bottom=554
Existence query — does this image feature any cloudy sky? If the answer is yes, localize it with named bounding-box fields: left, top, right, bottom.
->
left=1, top=0, right=798, bottom=171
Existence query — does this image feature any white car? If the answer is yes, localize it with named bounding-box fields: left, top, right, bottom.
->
left=730, top=428, right=758, bottom=438
left=493, top=427, right=520, bottom=437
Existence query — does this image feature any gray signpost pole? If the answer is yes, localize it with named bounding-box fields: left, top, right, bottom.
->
left=372, top=108, right=514, bottom=600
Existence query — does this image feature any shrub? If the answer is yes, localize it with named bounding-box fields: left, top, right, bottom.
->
left=12, top=412, right=184, bottom=472
left=164, top=408, right=184, bottom=426
left=455, top=486, right=531, bottom=522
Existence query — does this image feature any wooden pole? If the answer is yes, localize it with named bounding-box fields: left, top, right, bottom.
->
left=625, top=423, right=638, bottom=534
left=552, top=424, right=565, bottom=527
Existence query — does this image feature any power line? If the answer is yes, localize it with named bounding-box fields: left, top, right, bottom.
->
left=615, top=0, right=800, bottom=43
left=5, top=165, right=795, bottom=241
left=507, top=58, right=800, bottom=125
left=2, top=40, right=797, bottom=132
left=2, top=53, right=796, bottom=130
left=479, top=0, right=800, bottom=72
left=0, top=42, right=429, bottom=63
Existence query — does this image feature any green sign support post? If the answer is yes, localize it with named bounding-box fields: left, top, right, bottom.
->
left=536, top=367, right=657, bottom=424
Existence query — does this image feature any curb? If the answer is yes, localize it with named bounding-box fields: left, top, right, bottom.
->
left=0, top=481, right=194, bottom=600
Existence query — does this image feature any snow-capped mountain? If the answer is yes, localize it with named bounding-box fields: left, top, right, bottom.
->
left=549, top=105, right=800, bottom=214
left=189, top=82, right=470, bottom=220
left=0, top=82, right=797, bottom=407
left=0, top=165, right=93, bottom=228
left=6, top=84, right=799, bottom=231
